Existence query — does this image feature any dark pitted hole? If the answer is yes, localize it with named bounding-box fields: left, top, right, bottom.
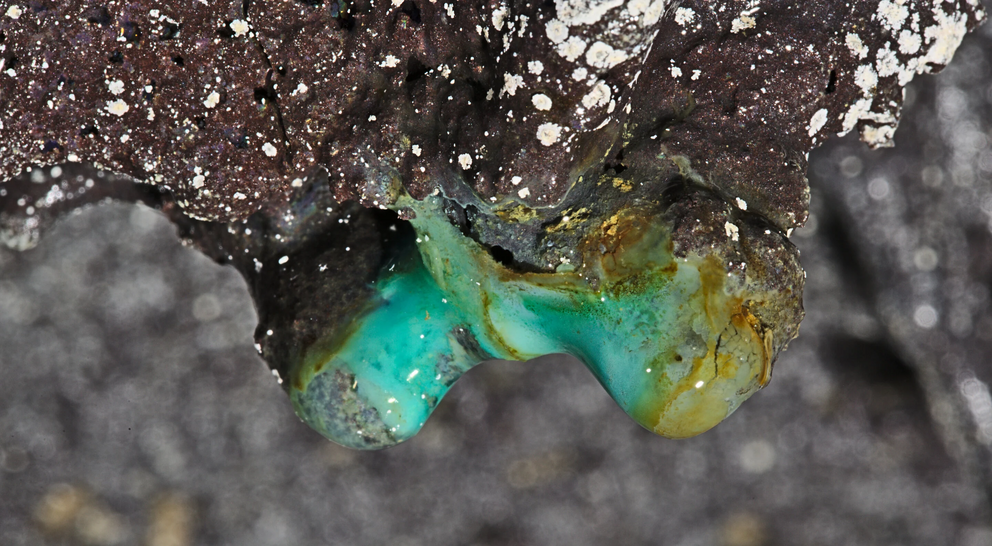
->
left=468, top=79, right=489, bottom=103
left=461, top=204, right=479, bottom=238
left=276, top=65, right=287, bottom=77
left=488, top=245, right=514, bottom=267
left=825, top=69, right=837, bottom=94
left=80, top=126, right=99, bottom=138
left=82, top=6, right=111, bottom=26
left=171, top=55, right=184, bottom=66
left=42, top=140, right=62, bottom=152
left=121, top=21, right=141, bottom=42
left=405, top=57, right=427, bottom=83
left=108, top=50, right=124, bottom=64
left=159, top=22, right=181, bottom=40
left=337, top=10, right=355, bottom=30
left=4, top=55, right=18, bottom=70
left=604, top=147, right=627, bottom=175
left=142, top=80, right=156, bottom=101
left=721, top=87, right=739, bottom=117
left=217, top=21, right=235, bottom=39
left=224, top=128, right=249, bottom=149
left=442, top=198, right=469, bottom=232
left=400, top=1, right=421, bottom=23
left=0, top=31, right=5, bottom=44
left=296, top=0, right=324, bottom=6
left=194, top=117, right=206, bottom=129
left=254, top=86, right=277, bottom=104
left=674, top=354, right=683, bottom=362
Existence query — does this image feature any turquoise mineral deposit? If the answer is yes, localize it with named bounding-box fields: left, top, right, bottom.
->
left=291, top=194, right=780, bottom=448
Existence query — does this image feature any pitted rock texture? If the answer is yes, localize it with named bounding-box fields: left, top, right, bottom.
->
left=1, top=0, right=985, bottom=228
left=0, top=1, right=290, bottom=221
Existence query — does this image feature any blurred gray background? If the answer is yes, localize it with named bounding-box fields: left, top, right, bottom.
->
left=3, top=15, right=992, bottom=546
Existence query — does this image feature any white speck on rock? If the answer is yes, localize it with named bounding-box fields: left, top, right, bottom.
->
left=518, top=187, right=531, bottom=199
left=458, top=153, right=473, bottom=169
left=808, top=108, right=829, bottom=137
left=581, top=80, right=611, bottom=109
left=532, top=93, right=553, bottom=111
left=192, top=175, right=205, bottom=188
left=557, top=36, right=588, bottom=62
left=735, top=197, right=748, bottom=211
left=545, top=19, right=569, bottom=43
left=841, top=98, right=874, bottom=134
left=670, top=66, right=682, bottom=78
left=639, top=0, right=668, bottom=25
left=108, top=79, right=125, bottom=95
left=5, top=5, right=22, bottom=19
left=555, top=0, right=624, bottom=26
left=536, top=123, right=562, bottom=146
left=876, top=47, right=900, bottom=78
left=411, top=144, right=422, bottom=156
left=230, top=19, right=251, bottom=37
left=923, top=8, right=969, bottom=68
left=691, top=69, right=702, bottom=80
left=278, top=255, right=289, bottom=265
left=492, top=7, right=508, bottom=30
left=875, top=0, right=909, bottom=33
left=725, top=221, right=740, bottom=242
left=861, top=123, right=896, bottom=147
left=105, top=100, right=129, bottom=117
left=845, top=33, right=869, bottom=59
left=854, top=65, right=878, bottom=95
left=203, top=91, right=221, bottom=109
left=731, top=15, right=756, bottom=34
left=511, top=176, right=522, bottom=185
left=898, top=29, right=922, bottom=55
left=585, top=41, right=627, bottom=69
left=262, top=142, right=278, bottom=157
left=527, top=61, right=544, bottom=75
left=380, top=55, right=400, bottom=68
left=674, top=7, right=696, bottom=26
left=501, top=73, right=524, bottom=97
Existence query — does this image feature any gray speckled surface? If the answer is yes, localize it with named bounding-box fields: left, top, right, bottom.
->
left=3, top=15, right=992, bottom=546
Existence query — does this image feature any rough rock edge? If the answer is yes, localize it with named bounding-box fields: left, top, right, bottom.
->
left=1, top=0, right=984, bottom=230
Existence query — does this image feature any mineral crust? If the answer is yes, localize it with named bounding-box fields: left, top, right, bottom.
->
left=0, top=0, right=985, bottom=447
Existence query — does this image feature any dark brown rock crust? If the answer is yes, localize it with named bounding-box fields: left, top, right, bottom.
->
left=3, top=1, right=984, bottom=231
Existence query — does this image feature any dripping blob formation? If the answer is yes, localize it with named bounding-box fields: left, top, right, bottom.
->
left=289, top=181, right=801, bottom=448
left=0, top=0, right=984, bottom=448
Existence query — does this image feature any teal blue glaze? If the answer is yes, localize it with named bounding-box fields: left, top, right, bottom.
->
left=291, top=195, right=775, bottom=448
left=290, top=243, right=489, bottom=448
left=406, top=196, right=771, bottom=438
